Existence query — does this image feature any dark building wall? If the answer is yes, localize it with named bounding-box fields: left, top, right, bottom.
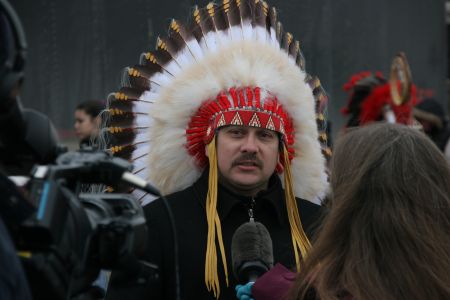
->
left=12, top=0, right=448, bottom=139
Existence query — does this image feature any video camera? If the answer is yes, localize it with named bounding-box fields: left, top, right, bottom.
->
left=16, top=149, right=157, bottom=300
left=0, top=1, right=159, bottom=299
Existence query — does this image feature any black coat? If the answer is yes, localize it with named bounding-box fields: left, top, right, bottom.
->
left=106, top=171, right=323, bottom=300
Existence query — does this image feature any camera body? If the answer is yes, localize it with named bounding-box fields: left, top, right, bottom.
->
left=13, top=149, right=151, bottom=300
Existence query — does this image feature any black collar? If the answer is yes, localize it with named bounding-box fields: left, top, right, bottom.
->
left=192, top=170, right=286, bottom=224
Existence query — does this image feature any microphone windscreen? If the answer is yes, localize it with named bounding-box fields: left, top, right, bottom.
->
left=231, top=221, right=274, bottom=282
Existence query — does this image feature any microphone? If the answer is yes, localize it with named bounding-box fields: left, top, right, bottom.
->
left=231, top=221, right=274, bottom=283
left=121, top=171, right=161, bottom=197
left=53, top=150, right=162, bottom=196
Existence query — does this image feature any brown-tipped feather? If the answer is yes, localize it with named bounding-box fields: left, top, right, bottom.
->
left=281, top=31, right=293, bottom=54
left=199, top=5, right=216, bottom=36
left=109, top=143, right=135, bottom=160
left=124, top=68, right=150, bottom=90
left=108, top=100, right=136, bottom=113
left=158, top=34, right=185, bottom=60
left=224, top=0, right=241, bottom=27
left=267, top=6, right=278, bottom=38
left=156, top=37, right=182, bottom=69
left=238, top=0, right=255, bottom=24
left=294, top=41, right=306, bottom=71
left=191, top=5, right=218, bottom=50
left=115, top=87, right=147, bottom=100
left=143, top=49, right=173, bottom=71
left=169, top=19, right=189, bottom=43
left=275, top=21, right=283, bottom=44
left=254, top=0, right=267, bottom=28
left=287, top=35, right=297, bottom=60
left=169, top=19, right=203, bottom=61
left=213, top=2, right=230, bottom=32
left=108, top=111, right=142, bottom=129
left=108, top=127, right=137, bottom=146
left=191, top=5, right=206, bottom=39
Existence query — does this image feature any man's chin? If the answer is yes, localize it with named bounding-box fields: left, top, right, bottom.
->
left=229, top=176, right=266, bottom=191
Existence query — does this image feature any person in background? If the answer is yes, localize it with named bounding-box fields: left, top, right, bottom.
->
left=413, top=97, right=450, bottom=161
left=285, top=123, right=450, bottom=300
left=74, top=100, right=104, bottom=148
left=341, top=53, right=417, bottom=128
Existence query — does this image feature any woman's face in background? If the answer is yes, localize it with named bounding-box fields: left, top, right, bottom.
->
left=74, top=109, right=98, bottom=141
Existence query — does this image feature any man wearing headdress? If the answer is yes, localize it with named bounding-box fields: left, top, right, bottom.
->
left=105, top=1, right=330, bottom=299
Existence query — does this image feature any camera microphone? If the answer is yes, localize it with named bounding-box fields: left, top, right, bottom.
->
left=121, top=171, right=161, bottom=197
left=231, top=220, right=274, bottom=283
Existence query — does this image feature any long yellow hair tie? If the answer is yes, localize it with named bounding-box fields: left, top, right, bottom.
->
left=205, top=136, right=229, bottom=298
left=283, top=144, right=312, bottom=270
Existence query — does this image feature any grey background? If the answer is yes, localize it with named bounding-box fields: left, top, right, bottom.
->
left=11, top=0, right=449, bottom=142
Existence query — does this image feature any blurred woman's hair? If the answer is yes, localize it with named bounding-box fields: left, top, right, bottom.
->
left=288, top=123, right=450, bottom=300
left=76, top=99, right=104, bottom=119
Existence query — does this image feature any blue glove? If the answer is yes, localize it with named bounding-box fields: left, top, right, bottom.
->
left=235, top=282, right=255, bottom=300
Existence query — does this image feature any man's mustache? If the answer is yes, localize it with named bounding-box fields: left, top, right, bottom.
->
left=231, top=153, right=263, bottom=168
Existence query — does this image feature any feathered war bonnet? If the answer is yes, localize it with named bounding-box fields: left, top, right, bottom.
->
left=106, top=0, right=330, bottom=297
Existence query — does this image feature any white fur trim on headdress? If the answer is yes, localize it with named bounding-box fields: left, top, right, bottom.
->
left=147, top=40, right=327, bottom=202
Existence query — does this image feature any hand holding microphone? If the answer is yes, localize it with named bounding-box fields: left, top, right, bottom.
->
left=235, top=282, right=254, bottom=300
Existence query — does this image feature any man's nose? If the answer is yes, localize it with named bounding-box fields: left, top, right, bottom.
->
left=240, top=133, right=258, bottom=153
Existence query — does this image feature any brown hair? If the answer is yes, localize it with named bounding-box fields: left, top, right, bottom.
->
left=288, top=123, right=450, bottom=300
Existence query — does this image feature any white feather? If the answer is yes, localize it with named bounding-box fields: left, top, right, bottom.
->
left=216, top=29, right=232, bottom=46
left=132, top=130, right=150, bottom=144
left=254, top=26, right=268, bottom=43
left=131, top=144, right=150, bottom=160
left=229, top=25, right=242, bottom=41
left=203, top=31, right=219, bottom=52
left=186, top=38, right=205, bottom=60
left=163, top=60, right=182, bottom=77
left=172, top=47, right=195, bottom=69
left=132, top=114, right=153, bottom=127
left=130, top=101, right=152, bottom=114
left=269, top=28, right=278, bottom=47
left=139, top=91, right=158, bottom=102
left=241, top=21, right=253, bottom=40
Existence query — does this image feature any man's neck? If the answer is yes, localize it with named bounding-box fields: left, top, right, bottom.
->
left=217, top=176, right=271, bottom=198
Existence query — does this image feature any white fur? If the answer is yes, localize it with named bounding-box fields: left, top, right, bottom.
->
left=145, top=40, right=327, bottom=202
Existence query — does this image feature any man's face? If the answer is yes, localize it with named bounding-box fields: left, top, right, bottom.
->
left=212, top=125, right=279, bottom=196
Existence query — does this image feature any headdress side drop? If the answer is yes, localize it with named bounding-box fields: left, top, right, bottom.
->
left=105, top=0, right=330, bottom=297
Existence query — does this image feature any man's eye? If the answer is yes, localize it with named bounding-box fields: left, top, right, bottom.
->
left=259, top=131, right=275, bottom=139
left=229, top=130, right=244, bottom=136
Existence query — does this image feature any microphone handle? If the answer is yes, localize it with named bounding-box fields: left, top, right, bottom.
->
left=248, top=272, right=259, bottom=283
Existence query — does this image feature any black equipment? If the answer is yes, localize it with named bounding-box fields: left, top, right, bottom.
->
left=0, top=0, right=26, bottom=99
left=0, top=2, right=173, bottom=300
left=231, top=221, right=274, bottom=283
left=14, top=149, right=158, bottom=300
